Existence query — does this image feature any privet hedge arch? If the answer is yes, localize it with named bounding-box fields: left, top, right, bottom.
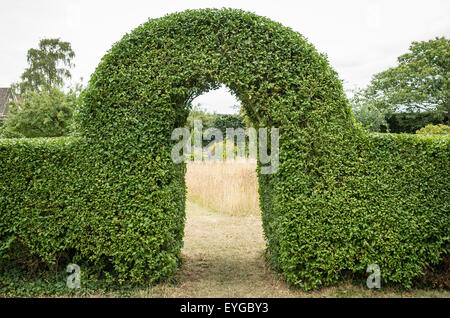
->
left=77, top=7, right=356, bottom=285
left=1, top=9, right=448, bottom=290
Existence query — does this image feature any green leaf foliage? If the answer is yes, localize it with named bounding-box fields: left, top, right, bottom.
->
left=353, top=37, right=449, bottom=117
left=0, top=9, right=448, bottom=290
left=2, top=87, right=78, bottom=138
left=351, top=102, right=388, bottom=132
left=416, top=124, right=450, bottom=135
left=13, top=38, right=75, bottom=96
left=383, top=110, right=448, bottom=134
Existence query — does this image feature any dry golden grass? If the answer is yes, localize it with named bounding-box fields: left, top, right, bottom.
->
left=185, top=159, right=260, bottom=216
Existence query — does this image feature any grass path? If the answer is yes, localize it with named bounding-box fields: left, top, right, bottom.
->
left=136, top=202, right=449, bottom=298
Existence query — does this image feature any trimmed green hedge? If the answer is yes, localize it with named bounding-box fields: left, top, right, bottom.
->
left=1, top=8, right=449, bottom=289
left=0, top=137, right=185, bottom=283
left=264, top=131, right=449, bottom=289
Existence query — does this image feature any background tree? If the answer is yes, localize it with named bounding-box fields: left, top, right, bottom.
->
left=212, top=113, right=246, bottom=135
left=352, top=37, right=449, bottom=130
left=2, top=38, right=79, bottom=138
left=185, top=103, right=217, bottom=133
left=12, top=38, right=75, bottom=96
left=2, top=86, right=81, bottom=138
left=351, top=102, right=387, bottom=132
left=185, top=103, right=246, bottom=146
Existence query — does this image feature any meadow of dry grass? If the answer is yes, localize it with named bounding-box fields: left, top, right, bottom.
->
left=185, top=160, right=260, bottom=216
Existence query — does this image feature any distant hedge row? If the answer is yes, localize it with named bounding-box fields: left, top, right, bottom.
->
left=382, top=110, right=448, bottom=134
left=1, top=9, right=449, bottom=289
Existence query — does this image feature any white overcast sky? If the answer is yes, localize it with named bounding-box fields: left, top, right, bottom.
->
left=1, top=0, right=449, bottom=114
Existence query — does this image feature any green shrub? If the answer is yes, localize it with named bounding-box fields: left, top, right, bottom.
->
left=0, top=8, right=448, bottom=290
left=416, top=124, right=450, bottom=135
left=2, top=88, right=78, bottom=138
left=351, top=103, right=388, bottom=132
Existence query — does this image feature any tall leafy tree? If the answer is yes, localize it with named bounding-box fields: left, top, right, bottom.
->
left=13, top=38, right=75, bottom=95
left=353, top=37, right=449, bottom=123
left=3, top=38, right=79, bottom=138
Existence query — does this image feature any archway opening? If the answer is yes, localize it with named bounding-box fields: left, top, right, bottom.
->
left=179, top=85, right=270, bottom=295
left=191, top=84, right=240, bottom=115
left=183, top=84, right=259, bottom=215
